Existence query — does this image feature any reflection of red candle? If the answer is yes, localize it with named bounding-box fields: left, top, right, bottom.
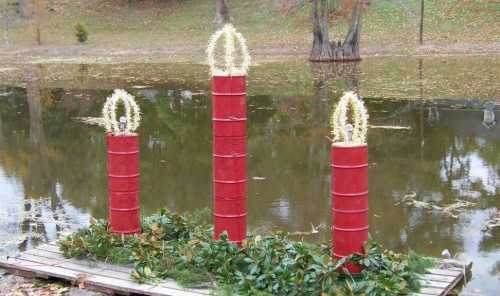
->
left=212, top=75, right=247, bottom=245
left=331, top=144, right=368, bottom=273
left=107, top=133, right=141, bottom=235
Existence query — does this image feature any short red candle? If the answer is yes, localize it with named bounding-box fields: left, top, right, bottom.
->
left=107, top=133, right=141, bottom=235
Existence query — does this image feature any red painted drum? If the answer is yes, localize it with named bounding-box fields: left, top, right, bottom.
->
left=331, top=144, right=368, bottom=274
left=212, top=75, right=247, bottom=245
left=212, top=76, right=247, bottom=137
left=107, top=133, right=141, bottom=235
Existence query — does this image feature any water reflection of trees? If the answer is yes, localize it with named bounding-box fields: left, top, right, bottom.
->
left=25, top=66, right=53, bottom=199
left=0, top=75, right=95, bottom=250
left=488, top=260, right=500, bottom=277
left=310, top=62, right=360, bottom=97
left=138, top=90, right=212, bottom=213
left=369, top=106, right=500, bottom=255
left=0, top=105, right=3, bottom=151
left=369, top=108, right=455, bottom=252
left=1, top=78, right=499, bottom=257
left=248, top=93, right=331, bottom=233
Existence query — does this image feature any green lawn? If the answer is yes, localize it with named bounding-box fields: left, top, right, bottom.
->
left=1, top=0, right=498, bottom=55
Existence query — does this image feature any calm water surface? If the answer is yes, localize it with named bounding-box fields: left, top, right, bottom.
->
left=0, top=56, right=499, bottom=295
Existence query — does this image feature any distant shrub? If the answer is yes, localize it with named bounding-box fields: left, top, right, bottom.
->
left=75, top=23, right=88, bottom=44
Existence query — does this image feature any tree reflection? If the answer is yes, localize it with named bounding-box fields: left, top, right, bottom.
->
left=25, top=65, right=53, bottom=198
left=310, top=62, right=360, bottom=97
left=489, top=261, right=500, bottom=277
left=0, top=67, right=96, bottom=250
left=0, top=107, right=3, bottom=151
left=0, top=69, right=498, bottom=273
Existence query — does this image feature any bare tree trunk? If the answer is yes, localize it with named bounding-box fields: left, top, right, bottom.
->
left=3, top=18, right=9, bottom=46
left=20, top=0, right=42, bottom=45
left=310, top=0, right=363, bottom=62
left=338, top=2, right=362, bottom=61
left=215, top=0, right=230, bottom=25
left=310, top=0, right=333, bottom=61
left=34, top=0, right=42, bottom=45
left=419, top=0, right=424, bottom=45
left=2, top=2, right=12, bottom=46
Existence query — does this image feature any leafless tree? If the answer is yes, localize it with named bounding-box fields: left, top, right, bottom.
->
left=310, top=0, right=364, bottom=62
left=215, top=0, right=230, bottom=25
left=19, top=0, right=42, bottom=45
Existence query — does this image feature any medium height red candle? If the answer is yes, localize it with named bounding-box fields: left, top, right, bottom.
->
left=331, top=143, right=369, bottom=273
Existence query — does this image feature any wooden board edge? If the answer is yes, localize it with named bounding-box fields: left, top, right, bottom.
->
left=17, top=251, right=212, bottom=295
left=1, top=253, right=211, bottom=296
left=24, top=247, right=213, bottom=294
left=17, top=244, right=475, bottom=296
left=0, top=257, right=207, bottom=296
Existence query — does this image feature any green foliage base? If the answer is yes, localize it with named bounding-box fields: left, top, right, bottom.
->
left=59, top=208, right=433, bottom=295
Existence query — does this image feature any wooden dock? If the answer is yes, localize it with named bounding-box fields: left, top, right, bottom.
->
left=0, top=241, right=472, bottom=296
left=414, top=259, right=472, bottom=296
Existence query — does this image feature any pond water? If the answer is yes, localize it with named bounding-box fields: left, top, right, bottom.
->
left=0, top=56, right=499, bottom=295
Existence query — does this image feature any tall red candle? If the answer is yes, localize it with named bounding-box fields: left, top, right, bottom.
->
left=212, top=75, right=247, bottom=245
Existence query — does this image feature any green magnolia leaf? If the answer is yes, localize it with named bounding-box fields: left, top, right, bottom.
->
left=144, top=266, right=152, bottom=277
left=59, top=209, right=432, bottom=296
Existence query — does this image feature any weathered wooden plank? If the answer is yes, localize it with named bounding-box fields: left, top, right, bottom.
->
left=27, top=245, right=133, bottom=274
left=25, top=248, right=130, bottom=274
left=18, top=253, right=137, bottom=280
left=410, top=260, right=472, bottom=296
left=35, top=243, right=215, bottom=291
left=0, top=256, right=209, bottom=296
left=420, top=273, right=456, bottom=283
left=47, top=240, right=59, bottom=246
left=439, top=268, right=468, bottom=296
left=427, top=268, right=461, bottom=277
left=15, top=249, right=212, bottom=294
left=20, top=249, right=213, bottom=294
left=419, top=279, right=449, bottom=289
left=34, top=244, right=214, bottom=290
left=418, top=287, right=447, bottom=295
left=3, top=243, right=472, bottom=296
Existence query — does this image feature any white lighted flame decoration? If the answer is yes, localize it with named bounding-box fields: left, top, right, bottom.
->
left=207, top=24, right=251, bottom=76
left=102, top=89, right=141, bottom=135
left=79, top=89, right=141, bottom=135
left=331, top=92, right=368, bottom=145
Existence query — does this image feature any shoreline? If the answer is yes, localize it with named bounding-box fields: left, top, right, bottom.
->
left=1, top=42, right=499, bottom=65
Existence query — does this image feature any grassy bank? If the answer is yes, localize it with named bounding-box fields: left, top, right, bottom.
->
left=1, top=56, right=499, bottom=100
left=0, top=0, right=499, bottom=63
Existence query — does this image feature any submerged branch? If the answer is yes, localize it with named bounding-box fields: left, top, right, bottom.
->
left=397, top=192, right=476, bottom=218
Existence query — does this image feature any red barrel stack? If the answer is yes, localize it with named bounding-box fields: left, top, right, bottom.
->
left=212, top=75, right=247, bottom=245
left=107, top=133, right=141, bottom=235
left=331, top=144, right=369, bottom=273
